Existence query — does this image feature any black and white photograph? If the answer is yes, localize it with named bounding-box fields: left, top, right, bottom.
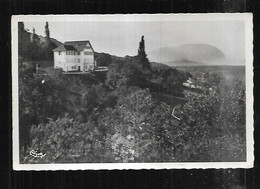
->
left=12, top=14, right=253, bottom=170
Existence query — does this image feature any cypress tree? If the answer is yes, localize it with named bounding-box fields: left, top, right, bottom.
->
left=137, top=36, right=150, bottom=69
left=45, top=22, right=50, bottom=47
left=31, top=28, right=36, bottom=43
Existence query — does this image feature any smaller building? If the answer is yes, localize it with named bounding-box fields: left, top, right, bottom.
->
left=53, top=41, right=95, bottom=72
left=183, top=77, right=206, bottom=90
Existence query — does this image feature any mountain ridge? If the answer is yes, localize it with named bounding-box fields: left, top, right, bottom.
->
left=148, top=43, right=233, bottom=66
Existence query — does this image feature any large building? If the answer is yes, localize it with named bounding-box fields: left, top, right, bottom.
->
left=53, top=41, right=95, bottom=72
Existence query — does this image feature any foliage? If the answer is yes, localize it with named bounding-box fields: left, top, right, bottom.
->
left=20, top=61, right=246, bottom=162
left=21, top=116, right=114, bottom=163
left=18, top=21, right=57, bottom=61
left=105, top=59, right=147, bottom=90
left=98, top=88, right=180, bottom=162
left=173, top=78, right=246, bottom=161
left=19, top=67, right=77, bottom=150
left=158, top=68, right=190, bottom=95
left=94, top=52, right=112, bottom=66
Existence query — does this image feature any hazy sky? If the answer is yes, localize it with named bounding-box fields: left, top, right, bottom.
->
left=24, top=18, right=245, bottom=60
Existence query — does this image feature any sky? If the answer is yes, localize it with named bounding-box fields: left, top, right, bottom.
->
left=24, top=16, right=246, bottom=61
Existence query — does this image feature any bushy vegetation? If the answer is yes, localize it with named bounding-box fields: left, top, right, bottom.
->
left=18, top=22, right=58, bottom=61
left=18, top=33, right=246, bottom=163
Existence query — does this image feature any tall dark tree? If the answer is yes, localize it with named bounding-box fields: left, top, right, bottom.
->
left=30, top=28, right=36, bottom=43
left=137, top=36, right=150, bottom=69
left=43, top=21, right=56, bottom=60
left=45, top=22, right=50, bottom=47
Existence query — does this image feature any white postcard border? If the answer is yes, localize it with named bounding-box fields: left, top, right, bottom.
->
left=12, top=13, right=254, bottom=170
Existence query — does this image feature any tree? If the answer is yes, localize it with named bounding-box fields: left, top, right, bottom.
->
left=159, top=68, right=190, bottom=95
left=31, top=28, right=36, bottom=43
left=99, top=87, right=180, bottom=162
left=43, top=21, right=57, bottom=60
left=45, top=22, right=50, bottom=47
left=27, top=28, right=42, bottom=60
left=137, top=36, right=150, bottom=69
left=105, top=59, right=145, bottom=90
left=22, top=116, right=114, bottom=163
left=173, top=76, right=246, bottom=161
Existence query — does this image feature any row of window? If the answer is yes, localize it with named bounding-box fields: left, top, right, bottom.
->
left=66, top=58, right=80, bottom=63
left=84, top=52, right=93, bottom=55
left=58, top=51, right=93, bottom=55
left=66, top=51, right=80, bottom=55
left=84, top=58, right=93, bottom=63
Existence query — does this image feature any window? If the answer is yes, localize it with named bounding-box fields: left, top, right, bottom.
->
left=59, top=52, right=61, bottom=55
left=78, top=59, right=80, bottom=63
left=66, top=51, right=68, bottom=55
left=78, top=52, right=80, bottom=55
left=84, top=52, right=93, bottom=55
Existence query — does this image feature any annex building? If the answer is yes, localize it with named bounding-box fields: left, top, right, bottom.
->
left=53, top=41, right=95, bottom=72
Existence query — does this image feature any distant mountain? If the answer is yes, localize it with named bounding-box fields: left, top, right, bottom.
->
left=148, top=44, right=229, bottom=66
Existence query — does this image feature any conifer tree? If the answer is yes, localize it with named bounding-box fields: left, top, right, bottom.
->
left=45, top=22, right=50, bottom=47
left=31, top=28, right=36, bottom=43
left=137, top=36, right=150, bottom=69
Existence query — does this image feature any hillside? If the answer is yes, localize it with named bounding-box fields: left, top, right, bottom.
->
left=18, top=25, right=58, bottom=61
left=38, top=35, right=63, bottom=47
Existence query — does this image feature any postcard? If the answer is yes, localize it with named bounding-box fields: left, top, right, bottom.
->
left=12, top=13, right=253, bottom=170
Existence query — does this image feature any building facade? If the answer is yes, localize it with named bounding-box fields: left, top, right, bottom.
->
left=53, top=41, right=95, bottom=72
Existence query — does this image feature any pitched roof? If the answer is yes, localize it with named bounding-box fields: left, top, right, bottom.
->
left=53, top=41, right=94, bottom=52
left=52, top=45, right=66, bottom=52
left=64, top=41, right=93, bottom=51
left=64, top=45, right=77, bottom=51
left=53, top=44, right=77, bottom=52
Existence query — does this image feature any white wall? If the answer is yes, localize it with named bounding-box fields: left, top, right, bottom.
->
left=81, top=47, right=94, bottom=71
left=54, top=51, right=66, bottom=70
left=54, top=46, right=95, bottom=72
